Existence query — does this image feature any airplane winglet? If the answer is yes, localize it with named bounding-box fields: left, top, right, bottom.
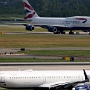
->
left=83, top=69, right=89, bottom=82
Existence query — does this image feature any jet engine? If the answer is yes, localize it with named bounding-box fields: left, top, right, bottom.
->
left=48, top=26, right=55, bottom=32
left=25, top=24, right=34, bottom=31
left=72, top=84, right=89, bottom=90
left=48, top=26, right=60, bottom=34
left=82, top=30, right=89, bottom=32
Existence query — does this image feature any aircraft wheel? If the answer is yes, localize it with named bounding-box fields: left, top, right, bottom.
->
left=54, top=32, right=58, bottom=34
left=69, top=32, right=74, bottom=34
left=53, top=28, right=60, bottom=34
left=61, top=32, right=65, bottom=34
left=57, top=30, right=60, bottom=34
left=89, top=32, right=90, bottom=35
left=53, top=28, right=58, bottom=34
left=76, top=32, right=79, bottom=35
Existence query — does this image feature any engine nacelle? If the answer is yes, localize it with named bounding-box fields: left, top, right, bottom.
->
left=48, top=26, right=55, bottom=32
left=82, top=30, right=88, bottom=32
left=25, top=25, right=34, bottom=31
left=72, top=84, right=89, bottom=90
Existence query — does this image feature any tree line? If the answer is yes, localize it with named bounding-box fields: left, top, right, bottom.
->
left=0, top=0, right=90, bottom=18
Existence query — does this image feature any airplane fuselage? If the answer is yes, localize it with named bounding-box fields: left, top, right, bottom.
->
left=29, top=16, right=90, bottom=31
left=0, top=70, right=90, bottom=89
left=23, top=0, right=90, bottom=34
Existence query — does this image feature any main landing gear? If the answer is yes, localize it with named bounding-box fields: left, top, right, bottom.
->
left=53, top=29, right=74, bottom=35
left=53, top=28, right=60, bottom=34
left=89, top=31, right=90, bottom=35
left=53, top=29, right=65, bottom=34
left=60, top=31, right=65, bottom=34
left=69, top=30, right=74, bottom=34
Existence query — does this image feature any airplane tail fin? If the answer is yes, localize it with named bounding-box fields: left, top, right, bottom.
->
left=83, top=69, right=89, bottom=82
left=22, top=0, right=39, bottom=20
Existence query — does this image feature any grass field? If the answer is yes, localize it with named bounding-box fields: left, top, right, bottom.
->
left=0, top=25, right=90, bottom=48
left=0, top=25, right=46, bottom=32
left=0, top=25, right=90, bottom=61
left=0, top=58, right=89, bottom=62
left=0, top=58, right=62, bottom=62
left=19, top=50, right=90, bottom=56
left=0, top=34, right=89, bottom=48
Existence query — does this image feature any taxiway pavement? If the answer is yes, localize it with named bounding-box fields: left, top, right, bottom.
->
left=0, top=62, right=90, bottom=66
left=4, top=31, right=90, bottom=35
left=0, top=65, right=90, bottom=71
left=0, top=47, right=90, bottom=53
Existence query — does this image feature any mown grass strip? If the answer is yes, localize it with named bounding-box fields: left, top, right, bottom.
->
left=0, top=26, right=90, bottom=48
left=0, top=58, right=61, bottom=62
left=0, top=25, right=46, bottom=32
left=0, top=34, right=90, bottom=48
left=19, top=50, right=90, bottom=57
left=0, top=58, right=90, bottom=62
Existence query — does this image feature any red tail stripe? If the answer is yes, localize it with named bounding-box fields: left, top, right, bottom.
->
left=23, top=2, right=33, bottom=10
left=24, top=12, right=35, bottom=19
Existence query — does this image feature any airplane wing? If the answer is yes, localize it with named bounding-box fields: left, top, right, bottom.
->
left=38, top=24, right=66, bottom=27
left=39, top=80, right=85, bottom=89
left=50, top=25, right=68, bottom=27
left=0, top=20, right=31, bottom=26
left=38, top=24, right=71, bottom=29
left=50, top=24, right=74, bottom=28
left=0, top=20, right=68, bottom=28
left=39, top=70, right=89, bottom=89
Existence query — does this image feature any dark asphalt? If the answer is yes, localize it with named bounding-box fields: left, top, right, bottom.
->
left=0, top=62, right=90, bottom=66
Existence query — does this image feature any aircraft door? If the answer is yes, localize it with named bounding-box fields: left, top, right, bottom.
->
left=0, top=73, right=5, bottom=83
left=42, top=75, right=46, bottom=82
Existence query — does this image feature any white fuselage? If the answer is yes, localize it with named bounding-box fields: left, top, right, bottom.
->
left=23, top=0, right=90, bottom=32
left=31, top=17, right=65, bottom=26
left=0, top=70, right=90, bottom=89
left=29, top=16, right=90, bottom=30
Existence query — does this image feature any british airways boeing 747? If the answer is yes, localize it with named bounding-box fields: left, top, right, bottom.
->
left=22, top=0, right=90, bottom=34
